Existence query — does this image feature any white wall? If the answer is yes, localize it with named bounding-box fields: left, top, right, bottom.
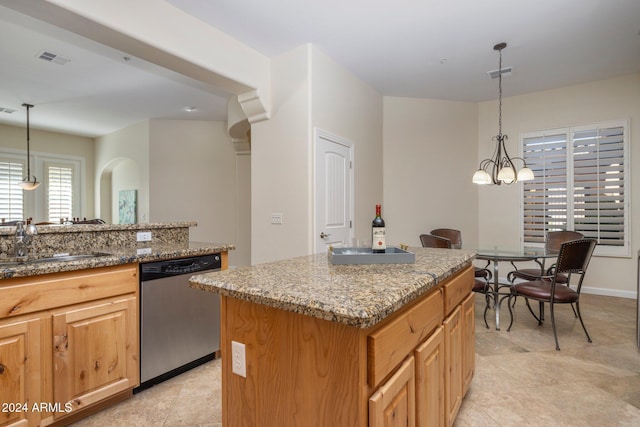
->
left=234, top=152, right=251, bottom=267
left=383, top=97, right=479, bottom=247
left=251, top=46, right=311, bottom=264
left=477, top=74, right=640, bottom=297
left=148, top=119, right=240, bottom=266
left=95, top=121, right=149, bottom=222
left=311, top=46, right=384, bottom=246
left=250, top=45, right=384, bottom=264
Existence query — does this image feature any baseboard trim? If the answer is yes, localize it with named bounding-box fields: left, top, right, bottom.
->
left=581, top=286, right=636, bottom=300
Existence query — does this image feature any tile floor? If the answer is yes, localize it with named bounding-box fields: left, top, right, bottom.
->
left=72, top=293, right=640, bottom=427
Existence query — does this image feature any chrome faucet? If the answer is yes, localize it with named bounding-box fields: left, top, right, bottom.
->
left=14, top=221, right=37, bottom=257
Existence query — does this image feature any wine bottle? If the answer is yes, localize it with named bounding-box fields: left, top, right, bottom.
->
left=372, top=204, right=386, bottom=253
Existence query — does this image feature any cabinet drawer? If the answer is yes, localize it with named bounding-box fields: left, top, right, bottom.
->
left=0, top=264, right=138, bottom=318
left=368, top=289, right=443, bottom=388
left=442, top=265, right=473, bottom=316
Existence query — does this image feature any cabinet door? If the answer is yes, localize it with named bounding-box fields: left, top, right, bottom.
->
left=461, top=293, right=475, bottom=396
left=443, top=306, right=462, bottom=427
left=52, top=295, right=137, bottom=418
left=0, top=318, right=41, bottom=427
left=415, top=326, right=444, bottom=427
left=369, top=356, right=416, bottom=427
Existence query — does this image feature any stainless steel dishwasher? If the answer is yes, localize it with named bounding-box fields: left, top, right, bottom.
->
left=137, top=253, right=221, bottom=391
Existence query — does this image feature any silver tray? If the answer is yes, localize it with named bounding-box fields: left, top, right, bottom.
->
left=330, top=246, right=415, bottom=264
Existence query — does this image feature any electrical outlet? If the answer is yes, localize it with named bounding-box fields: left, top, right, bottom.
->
left=136, top=231, right=152, bottom=242
left=231, top=341, right=246, bottom=377
left=271, top=213, right=283, bottom=224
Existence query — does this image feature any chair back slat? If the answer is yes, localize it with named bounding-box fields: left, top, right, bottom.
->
left=430, top=228, right=462, bottom=249
left=546, top=231, right=584, bottom=252
left=555, top=239, right=596, bottom=275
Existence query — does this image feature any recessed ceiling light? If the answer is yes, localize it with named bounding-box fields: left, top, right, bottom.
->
left=185, top=107, right=197, bottom=112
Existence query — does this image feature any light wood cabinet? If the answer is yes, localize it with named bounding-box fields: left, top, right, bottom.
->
left=461, top=293, right=475, bottom=396
left=0, top=318, right=41, bottom=427
left=369, top=356, right=416, bottom=427
left=52, top=295, right=137, bottom=419
left=0, top=264, right=138, bottom=427
left=415, top=325, right=445, bottom=427
left=444, top=305, right=462, bottom=426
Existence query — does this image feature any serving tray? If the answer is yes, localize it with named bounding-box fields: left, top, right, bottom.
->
left=330, top=246, right=415, bottom=265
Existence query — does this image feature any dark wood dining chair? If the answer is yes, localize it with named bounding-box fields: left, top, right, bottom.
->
left=430, top=227, right=492, bottom=284
left=430, top=228, right=462, bottom=249
left=507, top=238, right=596, bottom=350
left=421, top=232, right=493, bottom=328
left=419, top=234, right=451, bottom=248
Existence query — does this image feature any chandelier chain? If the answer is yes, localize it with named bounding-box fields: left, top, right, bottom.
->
left=497, top=46, right=502, bottom=137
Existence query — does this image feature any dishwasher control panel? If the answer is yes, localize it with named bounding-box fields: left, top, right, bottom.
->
left=140, top=254, right=221, bottom=280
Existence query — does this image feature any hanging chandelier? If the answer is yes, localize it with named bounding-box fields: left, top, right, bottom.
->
left=472, top=42, right=534, bottom=185
left=19, top=103, right=40, bottom=190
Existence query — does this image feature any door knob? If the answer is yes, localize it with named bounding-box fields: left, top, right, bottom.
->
left=320, top=232, right=331, bottom=239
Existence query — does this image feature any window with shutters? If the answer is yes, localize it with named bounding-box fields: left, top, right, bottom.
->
left=521, top=120, right=629, bottom=257
left=0, top=157, right=25, bottom=222
left=45, top=161, right=75, bottom=223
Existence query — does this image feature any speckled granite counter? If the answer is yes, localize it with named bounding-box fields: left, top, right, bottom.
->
left=190, top=247, right=475, bottom=328
left=0, top=241, right=235, bottom=279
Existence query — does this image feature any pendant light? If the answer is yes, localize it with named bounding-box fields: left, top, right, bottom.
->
left=19, top=103, right=40, bottom=190
left=472, top=43, right=534, bottom=185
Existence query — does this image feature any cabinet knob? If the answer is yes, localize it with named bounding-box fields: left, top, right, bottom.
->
left=0, top=363, right=4, bottom=374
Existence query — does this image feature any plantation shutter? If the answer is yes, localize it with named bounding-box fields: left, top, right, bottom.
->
left=522, top=132, right=568, bottom=243
left=47, top=163, right=74, bottom=223
left=572, top=125, right=625, bottom=246
left=522, top=121, right=628, bottom=256
left=0, top=159, right=24, bottom=221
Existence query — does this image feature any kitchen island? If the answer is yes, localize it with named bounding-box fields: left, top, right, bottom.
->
left=190, top=247, right=476, bottom=427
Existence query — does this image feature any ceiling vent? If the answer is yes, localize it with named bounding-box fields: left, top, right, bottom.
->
left=487, top=66, right=512, bottom=79
left=0, top=107, right=17, bottom=114
left=36, top=50, right=71, bottom=65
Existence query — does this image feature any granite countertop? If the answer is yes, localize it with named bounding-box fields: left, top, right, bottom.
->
left=0, top=241, right=235, bottom=279
left=0, top=221, right=198, bottom=236
left=190, top=247, right=476, bottom=328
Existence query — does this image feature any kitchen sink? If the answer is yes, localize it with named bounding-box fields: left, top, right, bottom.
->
left=0, top=252, right=111, bottom=267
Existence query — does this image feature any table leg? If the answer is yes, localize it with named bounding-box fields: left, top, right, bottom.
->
left=492, top=259, right=500, bottom=330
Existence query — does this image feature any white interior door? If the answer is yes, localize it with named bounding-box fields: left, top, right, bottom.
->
left=314, top=130, right=353, bottom=254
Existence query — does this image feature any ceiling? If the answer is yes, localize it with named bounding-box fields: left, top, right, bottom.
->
left=1, top=0, right=639, bottom=138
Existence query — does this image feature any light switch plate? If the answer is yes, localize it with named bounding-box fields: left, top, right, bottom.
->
left=271, top=213, right=283, bottom=224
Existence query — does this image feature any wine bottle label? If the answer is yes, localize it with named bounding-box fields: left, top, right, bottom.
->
left=372, top=227, right=386, bottom=250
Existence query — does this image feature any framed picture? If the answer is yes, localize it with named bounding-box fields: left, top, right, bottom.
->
left=119, top=189, right=137, bottom=224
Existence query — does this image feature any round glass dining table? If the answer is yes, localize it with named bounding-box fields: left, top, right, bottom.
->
left=475, top=246, right=559, bottom=330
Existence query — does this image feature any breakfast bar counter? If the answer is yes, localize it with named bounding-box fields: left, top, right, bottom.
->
left=191, top=247, right=477, bottom=427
